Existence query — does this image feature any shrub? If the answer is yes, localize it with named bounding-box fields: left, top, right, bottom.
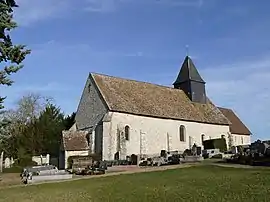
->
left=13, top=157, right=37, bottom=167
left=67, top=156, right=75, bottom=169
left=183, top=149, right=192, bottom=156
left=203, top=138, right=227, bottom=152
left=237, top=155, right=252, bottom=165
left=202, top=153, right=209, bottom=159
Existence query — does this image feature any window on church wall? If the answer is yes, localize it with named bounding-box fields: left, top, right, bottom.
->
left=241, top=137, right=244, bottom=144
left=179, top=125, right=186, bottom=142
left=125, top=125, right=130, bottom=141
left=221, top=135, right=225, bottom=139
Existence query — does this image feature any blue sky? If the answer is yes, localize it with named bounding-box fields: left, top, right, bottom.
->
left=2, top=0, right=270, bottom=141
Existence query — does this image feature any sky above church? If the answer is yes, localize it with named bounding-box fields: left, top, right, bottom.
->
left=2, top=0, right=270, bottom=141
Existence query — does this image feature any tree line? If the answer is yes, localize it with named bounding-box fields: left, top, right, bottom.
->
left=0, top=93, right=76, bottom=162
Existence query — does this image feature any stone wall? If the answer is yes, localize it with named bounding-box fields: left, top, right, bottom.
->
left=232, top=134, right=251, bottom=146
left=102, top=112, right=231, bottom=160
left=75, top=75, right=108, bottom=130
left=64, top=150, right=89, bottom=169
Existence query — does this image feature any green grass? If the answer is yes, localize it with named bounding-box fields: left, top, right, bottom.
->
left=2, top=166, right=22, bottom=173
left=1, top=165, right=270, bottom=202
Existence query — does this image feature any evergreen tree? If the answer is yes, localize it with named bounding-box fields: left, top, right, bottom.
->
left=0, top=0, right=31, bottom=109
left=36, top=104, right=65, bottom=157
left=63, top=112, right=76, bottom=130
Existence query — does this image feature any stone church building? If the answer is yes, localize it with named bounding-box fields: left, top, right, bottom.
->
left=65, top=56, right=251, bottom=162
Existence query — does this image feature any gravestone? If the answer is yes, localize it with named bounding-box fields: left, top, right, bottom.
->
left=4, top=157, right=11, bottom=168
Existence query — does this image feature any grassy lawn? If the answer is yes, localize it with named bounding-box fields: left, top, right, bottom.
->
left=0, top=165, right=270, bottom=202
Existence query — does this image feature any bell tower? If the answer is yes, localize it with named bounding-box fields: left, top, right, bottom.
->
left=173, top=56, right=206, bottom=104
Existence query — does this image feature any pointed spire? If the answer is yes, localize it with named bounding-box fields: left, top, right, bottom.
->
left=173, top=56, right=207, bottom=104
left=173, top=56, right=205, bottom=86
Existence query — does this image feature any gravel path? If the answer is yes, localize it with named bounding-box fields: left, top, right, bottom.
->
left=211, top=162, right=270, bottom=169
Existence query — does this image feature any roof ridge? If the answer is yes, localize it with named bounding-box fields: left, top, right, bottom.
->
left=90, top=72, right=230, bottom=125
left=90, top=72, right=182, bottom=91
left=90, top=73, right=112, bottom=111
left=218, top=106, right=233, bottom=111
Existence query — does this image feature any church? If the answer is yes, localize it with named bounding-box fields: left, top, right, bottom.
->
left=63, top=56, right=251, bottom=162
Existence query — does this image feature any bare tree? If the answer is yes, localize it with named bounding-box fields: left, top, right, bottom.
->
left=0, top=93, right=54, bottom=159
left=15, top=93, right=53, bottom=123
left=0, top=93, right=53, bottom=148
left=0, top=93, right=52, bottom=143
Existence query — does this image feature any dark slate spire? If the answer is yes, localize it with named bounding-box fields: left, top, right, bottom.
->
left=173, top=56, right=206, bottom=104
left=173, top=56, right=205, bottom=86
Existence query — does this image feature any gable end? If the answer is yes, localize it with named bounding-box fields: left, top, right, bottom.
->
left=75, top=74, right=109, bottom=130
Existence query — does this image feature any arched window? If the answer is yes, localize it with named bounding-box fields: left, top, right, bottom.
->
left=201, top=134, right=205, bottom=143
left=221, top=135, right=225, bottom=139
left=179, top=125, right=186, bottom=142
left=125, top=125, right=130, bottom=141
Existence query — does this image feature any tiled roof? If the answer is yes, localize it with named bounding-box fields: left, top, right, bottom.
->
left=218, top=107, right=251, bottom=135
left=91, top=73, right=230, bottom=125
left=62, top=130, right=89, bottom=151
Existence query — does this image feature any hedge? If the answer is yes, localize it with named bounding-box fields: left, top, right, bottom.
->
left=203, top=138, right=227, bottom=152
left=13, top=157, right=38, bottom=167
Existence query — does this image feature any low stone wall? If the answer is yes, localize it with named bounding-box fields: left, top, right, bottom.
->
left=27, top=173, right=73, bottom=184
left=182, top=156, right=204, bottom=162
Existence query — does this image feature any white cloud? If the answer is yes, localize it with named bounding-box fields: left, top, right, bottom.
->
left=30, top=40, right=147, bottom=59
left=1, top=82, right=72, bottom=108
left=124, top=51, right=144, bottom=57
left=12, top=0, right=205, bottom=22
left=14, top=0, right=72, bottom=26
left=155, top=0, right=204, bottom=7
left=83, top=0, right=204, bottom=13
left=15, top=82, right=71, bottom=93
left=84, top=0, right=117, bottom=12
